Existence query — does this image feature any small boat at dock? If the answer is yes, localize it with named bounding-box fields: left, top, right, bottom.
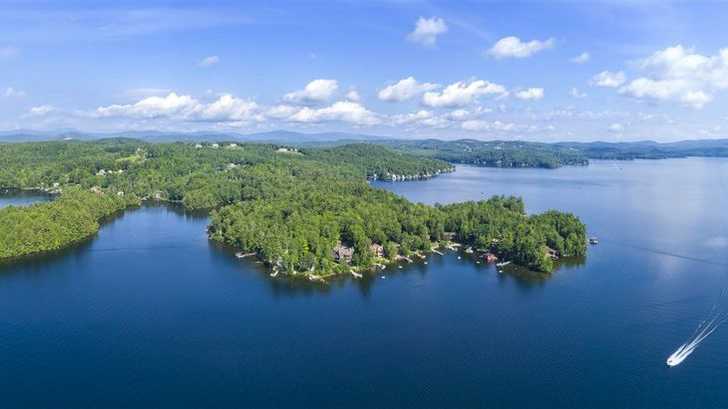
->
left=589, top=237, right=599, bottom=245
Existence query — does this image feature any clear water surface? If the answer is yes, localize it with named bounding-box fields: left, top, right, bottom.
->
left=1, top=158, right=728, bottom=408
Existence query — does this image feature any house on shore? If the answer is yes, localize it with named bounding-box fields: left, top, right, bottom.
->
left=333, top=243, right=354, bottom=264
left=370, top=243, right=384, bottom=258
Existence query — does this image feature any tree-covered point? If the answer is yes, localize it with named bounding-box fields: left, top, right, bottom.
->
left=304, top=143, right=453, bottom=180
left=439, top=199, right=587, bottom=272
left=0, top=187, right=139, bottom=260
left=0, top=138, right=587, bottom=274
left=0, top=139, right=451, bottom=210
left=381, top=139, right=589, bottom=169
left=209, top=181, right=587, bottom=275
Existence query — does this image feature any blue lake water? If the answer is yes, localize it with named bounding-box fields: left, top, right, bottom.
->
left=0, top=189, right=51, bottom=208
left=1, top=158, right=728, bottom=408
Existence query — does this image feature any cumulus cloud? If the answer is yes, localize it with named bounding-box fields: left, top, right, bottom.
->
left=287, top=101, right=379, bottom=125
left=446, top=106, right=492, bottom=121
left=407, top=17, right=448, bottom=47
left=284, top=79, right=338, bottom=103
left=391, top=110, right=434, bottom=125
left=617, top=45, right=728, bottom=109
left=487, top=36, right=554, bottom=59
left=514, top=88, right=544, bottom=100
left=680, top=90, right=712, bottom=109
left=570, top=52, right=590, bottom=64
left=265, top=104, right=299, bottom=119
left=195, top=94, right=259, bottom=121
left=198, top=55, right=220, bottom=67
left=461, top=120, right=517, bottom=132
left=96, top=92, right=201, bottom=118
left=422, top=79, right=507, bottom=108
left=84, top=88, right=388, bottom=128
left=591, top=70, right=626, bottom=87
left=28, top=105, right=56, bottom=116
left=4, top=87, right=26, bottom=97
left=345, top=89, right=361, bottom=102
left=378, top=77, right=439, bottom=102
left=609, top=123, right=624, bottom=133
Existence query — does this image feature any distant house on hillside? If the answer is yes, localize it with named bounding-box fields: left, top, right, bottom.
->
left=370, top=243, right=384, bottom=258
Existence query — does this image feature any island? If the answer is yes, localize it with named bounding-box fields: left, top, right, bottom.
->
left=0, top=139, right=587, bottom=277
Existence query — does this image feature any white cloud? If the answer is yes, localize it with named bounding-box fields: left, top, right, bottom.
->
left=422, top=79, right=507, bottom=108
left=609, top=123, right=624, bottom=133
left=196, top=94, right=260, bottom=122
left=591, top=71, right=626, bottom=88
left=570, top=52, right=590, bottom=64
left=95, top=92, right=263, bottom=123
left=89, top=90, right=385, bottom=127
left=3, top=87, right=26, bottom=97
left=28, top=105, right=55, bottom=116
left=407, top=17, right=448, bottom=47
left=446, top=107, right=492, bottom=121
left=514, top=88, right=544, bottom=100
left=345, top=89, right=361, bottom=102
left=487, top=36, right=554, bottom=59
left=266, top=104, right=299, bottom=119
left=570, top=88, right=587, bottom=98
left=288, top=101, right=379, bottom=125
left=284, top=79, right=338, bottom=103
left=616, top=45, right=728, bottom=109
left=96, top=92, right=201, bottom=118
left=681, top=90, right=712, bottom=109
left=198, top=55, right=220, bottom=67
left=462, top=120, right=517, bottom=132
left=391, top=110, right=434, bottom=125
left=618, top=78, right=680, bottom=100
left=378, top=77, right=439, bottom=102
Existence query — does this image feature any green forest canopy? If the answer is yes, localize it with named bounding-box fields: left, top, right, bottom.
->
left=0, top=139, right=586, bottom=273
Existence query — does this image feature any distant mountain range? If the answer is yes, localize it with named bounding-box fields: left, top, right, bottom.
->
left=0, top=129, right=390, bottom=144
left=2, top=129, right=728, bottom=165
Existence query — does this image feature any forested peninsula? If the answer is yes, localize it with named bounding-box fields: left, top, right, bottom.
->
left=0, top=139, right=586, bottom=276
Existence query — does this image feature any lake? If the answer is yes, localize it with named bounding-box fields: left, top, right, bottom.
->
left=2, top=158, right=728, bottom=408
left=0, top=189, right=52, bottom=208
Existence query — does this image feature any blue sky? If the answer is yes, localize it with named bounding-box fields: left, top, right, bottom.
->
left=2, top=0, right=728, bottom=141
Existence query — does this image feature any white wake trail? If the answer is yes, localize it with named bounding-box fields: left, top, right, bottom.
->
left=667, top=310, right=728, bottom=367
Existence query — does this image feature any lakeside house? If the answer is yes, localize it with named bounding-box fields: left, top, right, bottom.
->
left=545, top=247, right=559, bottom=260
left=333, top=243, right=354, bottom=264
left=370, top=243, right=384, bottom=258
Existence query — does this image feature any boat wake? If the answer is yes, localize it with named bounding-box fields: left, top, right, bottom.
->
left=667, top=300, right=728, bottom=367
